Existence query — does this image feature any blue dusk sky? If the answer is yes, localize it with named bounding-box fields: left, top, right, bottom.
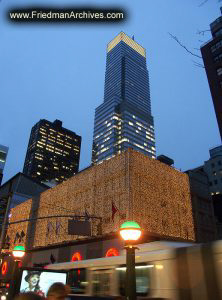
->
left=0, top=0, right=221, bottom=183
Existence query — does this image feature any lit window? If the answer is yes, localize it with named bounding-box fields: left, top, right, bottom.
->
left=133, top=143, right=144, bottom=150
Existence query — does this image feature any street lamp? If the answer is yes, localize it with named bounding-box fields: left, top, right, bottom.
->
left=12, top=245, right=25, bottom=260
left=9, top=246, right=26, bottom=299
left=119, top=221, right=142, bottom=300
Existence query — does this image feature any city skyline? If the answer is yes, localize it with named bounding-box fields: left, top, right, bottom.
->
left=0, top=0, right=221, bottom=183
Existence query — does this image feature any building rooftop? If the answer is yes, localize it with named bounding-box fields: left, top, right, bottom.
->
left=107, top=32, right=146, bottom=57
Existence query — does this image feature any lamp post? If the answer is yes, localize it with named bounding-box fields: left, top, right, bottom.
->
left=9, top=246, right=25, bottom=300
left=119, top=221, right=142, bottom=300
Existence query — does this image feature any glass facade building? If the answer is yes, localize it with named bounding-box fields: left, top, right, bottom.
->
left=92, top=32, right=156, bottom=164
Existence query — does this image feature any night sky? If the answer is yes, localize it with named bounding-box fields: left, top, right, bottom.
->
left=1, top=0, right=221, bottom=183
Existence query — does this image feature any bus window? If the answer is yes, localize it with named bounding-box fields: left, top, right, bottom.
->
left=67, top=269, right=88, bottom=294
left=92, top=270, right=112, bottom=296
left=117, top=264, right=152, bottom=297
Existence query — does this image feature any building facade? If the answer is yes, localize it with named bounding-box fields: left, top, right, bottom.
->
left=201, top=8, right=222, bottom=140
left=188, top=145, right=222, bottom=239
left=186, top=169, right=217, bottom=242
left=0, top=145, right=9, bottom=186
left=92, top=32, right=156, bottom=164
left=8, top=149, right=195, bottom=251
left=23, top=119, right=81, bottom=184
left=0, top=173, right=48, bottom=250
left=202, top=145, right=222, bottom=195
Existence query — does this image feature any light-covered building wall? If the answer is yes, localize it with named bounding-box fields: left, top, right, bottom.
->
left=7, top=149, right=195, bottom=250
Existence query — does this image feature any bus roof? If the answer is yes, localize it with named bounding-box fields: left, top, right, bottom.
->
left=45, top=241, right=194, bottom=270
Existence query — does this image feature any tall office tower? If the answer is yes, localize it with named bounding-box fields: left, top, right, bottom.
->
left=92, top=32, right=156, bottom=164
left=23, top=119, right=81, bottom=184
left=0, top=145, right=9, bottom=185
left=201, top=8, right=222, bottom=140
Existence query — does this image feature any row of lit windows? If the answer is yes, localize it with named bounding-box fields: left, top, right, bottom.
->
left=37, top=140, right=78, bottom=151
left=124, top=113, right=154, bottom=132
left=40, top=133, right=74, bottom=147
left=95, top=128, right=155, bottom=150
left=40, top=127, right=78, bottom=142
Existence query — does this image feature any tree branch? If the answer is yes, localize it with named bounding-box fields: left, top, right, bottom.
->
left=192, top=60, right=205, bottom=68
left=198, top=0, right=209, bottom=7
left=168, top=32, right=202, bottom=59
left=197, top=29, right=211, bottom=36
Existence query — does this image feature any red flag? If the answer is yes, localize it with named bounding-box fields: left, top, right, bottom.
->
left=112, top=201, right=118, bottom=221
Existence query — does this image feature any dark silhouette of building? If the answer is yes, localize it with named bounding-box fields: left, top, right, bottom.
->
left=186, top=169, right=217, bottom=242
left=157, top=155, right=174, bottom=166
left=23, top=119, right=81, bottom=184
left=92, top=32, right=155, bottom=164
left=212, top=193, right=222, bottom=238
left=201, top=8, right=222, bottom=140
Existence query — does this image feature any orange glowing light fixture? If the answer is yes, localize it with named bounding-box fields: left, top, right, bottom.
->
left=1, top=262, right=8, bottom=275
left=12, top=245, right=25, bottom=258
left=119, top=221, right=142, bottom=242
left=105, top=248, right=119, bottom=257
left=71, top=252, right=82, bottom=262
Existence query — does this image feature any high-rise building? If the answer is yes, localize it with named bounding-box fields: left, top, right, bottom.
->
left=23, top=119, right=81, bottom=184
left=92, top=32, right=156, bottom=164
left=0, top=144, right=9, bottom=186
left=203, top=145, right=222, bottom=195
left=201, top=8, right=222, bottom=140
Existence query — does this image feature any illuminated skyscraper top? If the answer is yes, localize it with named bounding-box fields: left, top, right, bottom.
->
left=92, top=32, right=156, bottom=164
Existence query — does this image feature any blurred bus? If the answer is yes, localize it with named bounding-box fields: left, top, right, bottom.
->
left=45, top=241, right=222, bottom=300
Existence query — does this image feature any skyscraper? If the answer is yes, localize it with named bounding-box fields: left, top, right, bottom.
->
left=92, top=32, right=156, bottom=164
left=0, top=145, right=9, bottom=185
left=23, top=119, right=81, bottom=184
left=201, top=8, right=222, bottom=140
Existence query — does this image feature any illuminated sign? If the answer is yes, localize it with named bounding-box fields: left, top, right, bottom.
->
left=105, top=248, right=119, bottom=257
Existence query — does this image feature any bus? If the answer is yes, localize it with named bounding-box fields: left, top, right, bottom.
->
left=45, top=241, right=222, bottom=300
